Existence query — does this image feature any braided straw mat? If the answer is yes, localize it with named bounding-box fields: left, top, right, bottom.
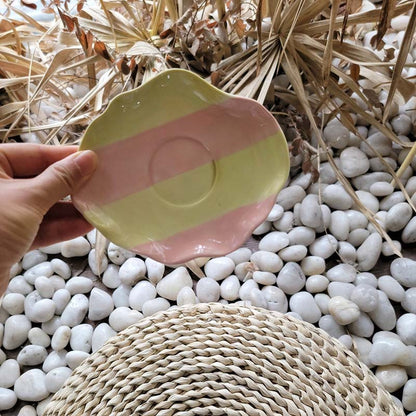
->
left=44, top=303, right=403, bottom=416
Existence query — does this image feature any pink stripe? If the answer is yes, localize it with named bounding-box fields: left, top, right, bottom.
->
left=76, top=97, right=280, bottom=207
left=131, top=195, right=276, bottom=264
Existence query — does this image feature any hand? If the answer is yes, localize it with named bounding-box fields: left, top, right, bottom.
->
left=0, top=144, right=97, bottom=295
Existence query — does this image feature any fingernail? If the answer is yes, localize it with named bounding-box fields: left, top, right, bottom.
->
left=72, top=150, right=98, bottom=176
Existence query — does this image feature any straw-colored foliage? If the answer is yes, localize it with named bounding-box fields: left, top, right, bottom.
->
left=1, top=0, right=416, bottom=258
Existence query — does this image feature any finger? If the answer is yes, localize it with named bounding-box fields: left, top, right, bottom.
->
left=29, top=150, right=97, bottom=213
left=0, top=143, right=78, bottom=178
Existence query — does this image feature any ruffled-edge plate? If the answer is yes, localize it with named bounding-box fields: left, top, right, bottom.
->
left=72, top=69, right=289, bottom=264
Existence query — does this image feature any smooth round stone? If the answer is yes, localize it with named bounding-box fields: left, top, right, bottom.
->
left=17, top=345, right=47, bottom=366
left=102, top=264, right=121, bottom=289
left=40, top=242, right=62, bottom=255
left=92, top=323, right=116, bottom=352
left=375, top=365, right=408, bottom=393
left=31, top=299, right=56, bottom=323
left=250, top=251, right=283, bottom=273
left=402, top=217, right=416, bottom=244
left=354, top=190, right=379, bottom=214
left=329, top=211, right=349, bottom=241
left=378, top=275, right=405, bottom=302
left=337, top=242, right=357, bottom=265
left=391, top=113, right=412, bottom=135
left=24, top=262, right=53, bottom=285
left=49, top=276, right=66, bottom=291
left=9, top=262, right=22, bottom=279
left=24, top=290, right=42, bottom=321
left=252, top=221, right=271, bottom=235
left=65, top=276, right=93, bottom=295
left=0, top=359, right=20, bottom=388
left=0, top=309, right=8, bottom=325
left=196, top=278, right=221, bottom=303
left=322, top=184, right=353, bottom=210
left=397, top=314, right=416, bottom=345
left=326, top=264, right=356, bottom=283
left=0, top=388, right=17, bottom=411
left=323, top=119, right=349, bottom=149
left=204, top=257, right=235, bottom=281
left=70, top=324, right=93, bottom=353
left=285, top=312, right=302, bottom=321
left=381, top=240, right=402, bottom=257
left=129, top=281, right=156, bottom=312
left=28, top=327, right=50, bottom=348
left=18, top=404, right=37, bottom=416
left=370, top=181, right=394, bottom=197
left=226, top=248, right=252, bottom=265
left=266, top=204, right=284, bottom=222
left=119, top=257, right=146, bottom=286
left=289, top=292, right=321, bottom=323
left=60, top=294, right=89, bottom=327
left=276, top=262, right=305, bottom=295
left=348, top=312, right=374, bottom=338
left=319, top=162, right=337, bottom=184
left=352, top=336, right=373, bottom=368
left=220, top=276, right=241, bottom=301
left=88, top=288, right=114, bottom=321
left=305, top=275, right=329, bottom=293
left=327, top=282, right=355, bottom=299
left=252, top=271, right=276, bottom=286
left=45, top=366, right=72, bottom=393
left=107, top=243, right=135, bottom=265
left=356, top=233, right=382, bottom=271
left=142, top=298, right=171, bottom=317
left=278, top=245, right=307, bottom=262
left=22, top=250, right=48, bottom=270
left=61, top=237, right=90, bottom=258
left=287, top=227, right=315, bottom=246
left=380, top=192, right=406, bottom=211
left=276, top=185, right=306, bottom=210
left=369, top=337, right=415, bottom=367
left=112, top=285, right=131, bottom=308
left=3, top=314, right=31, bottom=350
left=352, top=172, right=392, bottom=192
left=14, top=369, right=49, bottom=401
left=391, top=257, right=416, bottom=288
left=2, top=293, right=25, bottom=315
left=239, top=280, right=259, bottom=301
left=176, top=287, right=198, bottom=306
left=345, top=210, right=368, bottom=230
left=41, top=316, right=62, bottom=336
left=291, top=171, right=313, bottom=189
left=88, top=249, right=108, bottom=276
left=156, top=267, right=192, bottom=301
left=262, top=286, right=287, bottom=313
left=300, top=256, right=326, bottom=276
left=328, top=296, right=360, bottom=325
left=51, top=326, right=71, bottom=351
left=52, top=289, right=71, bottom=315
left=65, top=351, right=90, bottom=370
left=310, top=234, right=338, bottom=259
left=50, top=258, right=71, bottom=280
left=369, top=156, right=396, bottom=173
left=355, top=272, right=378, bottom=288
left=316, top=205, right=332, bottom=234
left=406, top=176, right=416, bottom=196
left=368, top=291, right=397, bottom=331
left=339, top=147, right=369, bottom=178
left=7, top=275, right=33, bottom=295
left=43, top=350, right=67, bottom=373
left=338, top=334, right=353, bottom=349
left=109, top=307, right=143, bottom=332
left=350, top=284, right=378, bottom=312
left=258, top=232, right=289, bottom=253
left=391, top=14, right=410, bottom=30
left=360, top=132, right=392, bottom=157
left=318, top=315, right=346, bottom=338
left=299, top=195, right=323, bottom=228
left=314, top=294, right=330, bottom=315
left=34, top=276, right=54, bottom=298
left=249, top=289, right=268, bottom=309
left=273, top=211, right=294, bottom=232
left=145, top=258, right=165, bottom=285
left=403, top=379, right=416, bottom=411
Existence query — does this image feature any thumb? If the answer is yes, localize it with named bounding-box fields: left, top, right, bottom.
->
left=31, top=150, right=97, bottom=211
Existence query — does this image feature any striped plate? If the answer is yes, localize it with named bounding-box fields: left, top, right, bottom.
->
left=73, top=69, right=289, bottom=264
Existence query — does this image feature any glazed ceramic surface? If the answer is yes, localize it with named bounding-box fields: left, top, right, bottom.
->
left=72, top=69, right=289, bottom=264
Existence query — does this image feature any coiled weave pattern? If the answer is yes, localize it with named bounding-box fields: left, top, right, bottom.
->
left=44, top=304, right=403, bottom=416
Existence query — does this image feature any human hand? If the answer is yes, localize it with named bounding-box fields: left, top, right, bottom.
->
left=0, top=144, right=97, bottom=295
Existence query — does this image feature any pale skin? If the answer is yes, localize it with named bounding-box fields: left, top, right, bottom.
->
left=0, top=144, right=97, bottom=295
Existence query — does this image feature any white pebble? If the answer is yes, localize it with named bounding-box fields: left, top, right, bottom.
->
left=276, top=262, right=305, bottom=295
left=145, top=258, right=165, bottom=284
left=318, top=315, right=346, bottom=338
left=91, top=323, right=116, bottom=352
left=329, top=211, right=349, bottom=241
left=252, top=221, right=271, bottom=235
left=338, top=241, right=357, bottom=265
left=266, top=204, right=284, bottom=222
left=391, top=15, right=410, bottom=31
left=226, top=248, right=252, bottom=265
left=272, top=211, right=294, bottom=232
left=339, top=147, right=370, bottom=178
left=2, top=293, right=25, bottom=315
left=402, top=217, right=416, bottom=244
left=322, top=184, right=353, bottom=210
left=50, top=258, right=71, bottom=279
left=249, top=288, right=268, bottom=309
left=345, top=209, right=368, bottom=230
left=397, top=314, right=416, bottom=345
left=65, top=351, right=89, bottom=370
left=88, top=288, right=114, bottom=320
left=28, top=327, right=50, bottom=348
left=49, top=276, right=65, bottom=291
left=352, top=172, right=392, bottom=192
left=299, top=195, right=323, bottom=229
left=220, top=276, right=241, bottom=301
left=391, top=257, right=416, bottom=288
left=61, top=237, right=90, bottom=258
left=52, top=289, right=71, bottom=315
left=43, top=351, right=67, bottom=374
left=380, top=191, right=405, bottom=211
left=250, top=251, right=283, bottom=273
left=356, top=233, right=382, bottom=271
left=0, top=359, right=20, bottom=388
left=368, top=290, right=397, bottom=331
left=34, top=276, right=54, bottom=298
left=109, top=307, right=143, bottom=332
left=287, top=227, right=315, bottom=246
left=7, top=276, right=33, bottom=295
left=355, top=272, right=377, bottom=287
left=24, top=262, right=53, bottom=285
left=239, top=280, right=259, bottom=301
left=369, top=337, right=415, bottom=367
left=348, top=312, right=374, bottom=338
left=196, top=278, right=220, bottom=302
left=323, top=119, right=350, bottom=149
left=278, top=245, right=307, bottom=262
left=17, top=345, right=47, bottom=366
left=3, top=315, right=31, bottom=350
left=40, top=243, right=62, bottom=255
left=381, top=240, right=401, bottom=256
left=326, top=264, right=356, bottom=283
left=129, top=281, right=156, bottom=311
left=142, top=298, right=170, bottom=317
left=315, top=293, right=330, bottom=315
left=375, top=365, right=408, bottom=393
left=88, top=249, right=108, bottom=276
left=289, top=292, right=321, bottom=323
left=262, top=286, right=288, bottom=312
left=386, top=202, right=412, bottom=232
left=14, top=369, right=49, bottom=401
left=51, top=326, right=71, bottom=351
left=252, top=271, right=276, bottom=286
left=305, top=275, right=329, bottom=293
left=338, top=334, right=353, bottom=349
left=119, top=258, right=146, bottom=285
left=65, top=276, right=93, bottom=295
left=41, top=316, right=61, bottom=336
left=354, top=190, right=379, bottom=213
left=309, top=234, right=338, bottom=259
left=60, top=294, right=89, bottom=327
left=369, top=181, right=394, bottom=197
left=327, top=282, right=355, bottom=299
left=177, top=287, right=198, bottom=306
left=378, top=275, right=405, bottom=302
left=276, top=185, right=306, bottom=210
left=350, top=284, right=378, bottom=312
left=403, top=379, right=416, bottom=411
left=70, top=324, right=93, bottom=353
left=107, top=243, right=135, bottom=265
left=300, top=256, right=326, bottom=276
left=351, top=336, right=373, bottom=368
left=102, top=264, right=121, bottom=289
left=0, top=388, right=17, bottom=411
left=45, top=367, right=72, bottom=394
left=22, top=250, right=48, bottom=270
left=328, top=296, right=360, bottom=325
left=360, top=132, right=392, bottom=157
left=204, top=257, right=235, bottom=281
left=112, top=285, right=131, bottom=308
